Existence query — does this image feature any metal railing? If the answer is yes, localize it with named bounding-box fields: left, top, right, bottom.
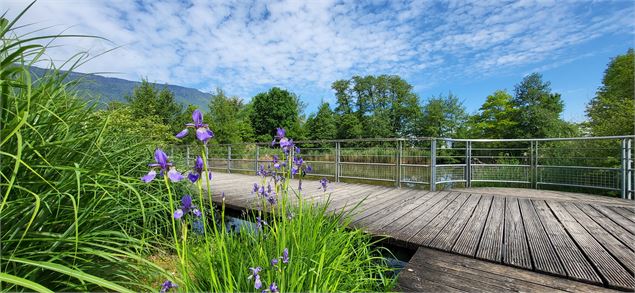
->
left=170, top=135, right=634, bottom=199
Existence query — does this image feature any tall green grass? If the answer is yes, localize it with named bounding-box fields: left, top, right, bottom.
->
left=184, top=200, right=396, bottom=292
left=1, top=5, right=173, bottom=291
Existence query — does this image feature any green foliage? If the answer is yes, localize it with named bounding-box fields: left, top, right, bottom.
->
left=510, top=73, right=569, bottom=138
left=126, top=79, right=183, bottom=132
left=305, top=101, right=337, bottom=141
left=94, top=106, right=175, bottom=144
left=207, top=89, right=254, bottom=144
left=337, top=113, right=364, bottom=139
left=586, top=48, right=635, bottom=136
left=469, top=90, right=518, bottom=138
left=250, top=87, right=303, bottom=140
left=332, top=75, right=422, bottom=138
left=418, top=93, right=468, bottom=138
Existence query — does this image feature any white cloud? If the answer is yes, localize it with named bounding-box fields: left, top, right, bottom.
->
left=3, top=0, right=633, bottom=102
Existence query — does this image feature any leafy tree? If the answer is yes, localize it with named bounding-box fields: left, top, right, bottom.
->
left=510, top=73, right=567, bottom=138
left=337, top=113, right=363, bottom=139
left=305, top=101, right=337, bottom=141
left=125, top=79, right=183, bottom=131
left=207, top=89, right=247, bottom=144
left=418, top=93, right=468, bottom=138
left=469, top=90, right=518, bottom=138
left=332, top=75, right=422, bottom=137
left=586, top=49, right=635, bottom=136
left=250, top=87, right=303, bottom=140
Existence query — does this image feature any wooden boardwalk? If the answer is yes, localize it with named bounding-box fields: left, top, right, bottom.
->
left=209, top=173, right=635, bottom=291
left=397, top=247, right=618, bottom=292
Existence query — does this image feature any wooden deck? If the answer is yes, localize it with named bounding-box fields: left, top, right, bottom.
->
left=397, top=247, right=619, bottom=292
left=208, top=173, right=635, bottom=291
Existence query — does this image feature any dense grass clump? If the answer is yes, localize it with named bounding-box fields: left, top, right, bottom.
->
left=185, top=202, right=396, bottom=292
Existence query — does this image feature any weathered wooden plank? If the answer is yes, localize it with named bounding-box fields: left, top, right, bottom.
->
left=610, top=206, right=635, bottom=223
left=370, top=191, right=449, bottom=235
left=392, top=192, right=461, bottom=242
left=593, top=205, right=635, bottom=235
left=548, top=201, right=635, bottom=290
left=410, top=193, right=471, bottom=245
left=344, top=188, right=417, bottom=221
left=562, top=202, right=635, bottom=274
left=399, top=247, right=617, bottom=293
left=476, top=196, right=505, bottom=262
left=533, top=200, right=602, bottom=285
left=429, top=194, right=481, bottom=251
left=351, top=190, right=428, bottom=227
left=451, top=195, right=492, bottom=257
left=576, top=203, right=635, bottom=252
left=502, top=197, right=532, bottom=269
left=518, top=198, right=566, bottom=275
left=326, top=186, right=399, bottom=214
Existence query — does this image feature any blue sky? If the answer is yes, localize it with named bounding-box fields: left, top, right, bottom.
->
left=5, top=0, right=635, bottom=122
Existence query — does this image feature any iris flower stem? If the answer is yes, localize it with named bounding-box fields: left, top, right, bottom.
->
left=163, top=174, right=187, bottom=290
left=201, top=147, right=233, bottom=291
left=196, top=178, right=218, bottom=290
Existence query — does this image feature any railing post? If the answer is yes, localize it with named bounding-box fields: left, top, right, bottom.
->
left=533, top=141, right=539, bottom=189
left=396, top=139, right=402, bottom=187
left=227, top=145, right=231, bottom=174
left=430, top=139, right=436, bottom=191
left=621, top=138, right=627, bottom=199
left=255, top=145, right=260, bottom=173
left=466, top=140, right=471, bottom=188
left=335, top=141, right=340, bottom=182
left=628, top=138, right=633, bottom=200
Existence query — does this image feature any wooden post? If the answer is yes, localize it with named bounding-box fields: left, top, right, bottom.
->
left=430, top=139, right=436, bottom=191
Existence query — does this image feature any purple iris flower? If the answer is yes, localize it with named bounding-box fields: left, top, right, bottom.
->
left=267, top=195, right=277, bottom=205
left=319, top=178, right=329, bottom=192
left=175, top=109, right=214, bottom=143
left=271, top=128, right=286, bottom=146
left=142, top=148, right=183, bottom=183
left=160, top=280, right=178, bottom=293
left=253, top=183, right=259, bottom=193
left=282, top=248, right=289, bottom=264
left=256, top=217, right=267, bottom=229
left=269, top=282, right=278, bottom=293
left=271, top=257, right=279, bottom=267
left=254, top=275, right=262, bottom=289
left=174, top=195, right=200, bottom=219
left=272, top=155, right=280, bottom=169
left=188, top=156, right=212, bottom=183
left=249, top=266, right=262, bottom=279
left=306, top=165, right=313, bottom=173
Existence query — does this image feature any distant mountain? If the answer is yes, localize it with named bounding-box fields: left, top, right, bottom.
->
left=30, top=67, right=211, bottom=108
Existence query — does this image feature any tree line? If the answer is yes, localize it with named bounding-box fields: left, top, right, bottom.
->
left=105, top=49, right=634, bottom=144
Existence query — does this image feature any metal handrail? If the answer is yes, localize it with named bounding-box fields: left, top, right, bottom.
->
left=171, top=135, right=634, bottom=199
